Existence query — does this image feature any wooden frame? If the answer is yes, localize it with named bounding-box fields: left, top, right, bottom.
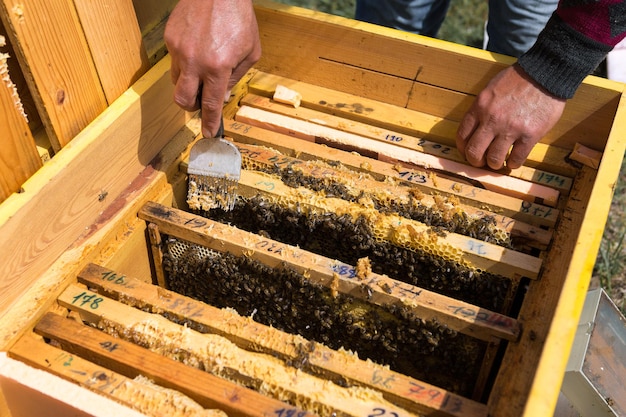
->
left=1, top=1, right=625, bottom=417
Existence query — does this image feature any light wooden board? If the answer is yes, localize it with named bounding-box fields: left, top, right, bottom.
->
left=231, top=142, right=552, bottom=250
left=253, top=1, right=622, bottom=152
left=31, top=312, right=310, bottom=417
left=79, top=262, right=488, bottom=417
left=73, top=0, right=151, bottom=104
left=0, top=0, right=108, bottom=150
left=225, top=119, right=560, bottom=229
left=0, top=55, right=188, bottom=320
left=1, top=349, right=147, bottom=417
left=131, top=0, right=174, bottom=63
left=247, top=71, right=578, bottom=180
left=56, top=283, right=419, bottom=417
left=132, top=0, right=176, bottom=35
left=142, top=16, right=168, bottom=65
left=236, top=105, right=561, bottom=207
left=241, top=93, right=573, bottom=195
left=139, top=201, right=522, bottom=340
left=253, top=1, right=505, bottom=101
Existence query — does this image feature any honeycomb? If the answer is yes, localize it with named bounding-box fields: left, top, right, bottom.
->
left=208, top=195, right=510, bottom=311
left=161, top=237, right=486, bottom=396
left=166, top=154, right=521, bottom=399
left=243, top=156, right=513, bottom=248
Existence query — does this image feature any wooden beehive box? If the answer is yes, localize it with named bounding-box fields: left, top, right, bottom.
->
left=1, top=1, right=625, bottom=416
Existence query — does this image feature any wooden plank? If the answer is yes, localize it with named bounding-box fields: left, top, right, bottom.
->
left=247, top=71, right=578, bottom=180
left=406, top=79, right=476, bottom=123
left=569, top=143, right=602, bottom=169
left=0, top=0, right=108, bottom=150
left=30, top=312, right=312, bottom=417
left=235, top=105, right=561, bottom=207
left=225, top=119, right=560, bottom=229
left=239, top=169, right=542, bottom=278
left=0, top=55, right=188, bottom=320
left=56, top=284, right=419, bottom=417
left=253, top=1, right=505, bottom=100
left=1, top=346, right=147, bottom=417
left=73, top=0, right=151, bottom=104
left=139, top=201, right=522, bottom=339
left=0, top=36, right=41, bottom=202
left=79, top=262, right=489, bottom=417
left=248, top=76, right=459, bottom=146
left=131, top=0, right=174, bottom=63
left=240, top=93, right=573, bottom=196
left=231, top=142, right=552, bottom=250
left=9, top=330, right=232, bottom=417
left=142, top=16, right=168, bottom=65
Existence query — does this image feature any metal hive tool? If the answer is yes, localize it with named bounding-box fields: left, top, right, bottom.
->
left=187, top=118, right=241, bottom=211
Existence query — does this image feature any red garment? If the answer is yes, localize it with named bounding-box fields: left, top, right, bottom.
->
left=558, top=0, right=626, bottom=46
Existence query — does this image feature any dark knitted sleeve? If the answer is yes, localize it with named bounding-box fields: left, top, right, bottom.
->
left=517, top=0, right=626, bottom=99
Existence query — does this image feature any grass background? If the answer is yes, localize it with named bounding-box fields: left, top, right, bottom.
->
left=275, top=0, right=626, bottom=313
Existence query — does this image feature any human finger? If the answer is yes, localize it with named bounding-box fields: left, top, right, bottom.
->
left=504, top=136, right=536, bottom=170
left=481, top=134, right=516, bottom=170
left=199, top=72, right=231, bottom=137
left=173, top=72, right=202, bottom=112
left=461, top=122, right=501, bottom=168
left=456, top=110, right=480, bottom=157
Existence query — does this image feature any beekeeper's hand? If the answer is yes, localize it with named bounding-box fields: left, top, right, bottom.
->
left=456, top=64, right=566, bottom=170
left=165, top=0, right=262, bottom=137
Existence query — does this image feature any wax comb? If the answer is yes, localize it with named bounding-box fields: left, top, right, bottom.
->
left=186, top=118, right=241, bottom=211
